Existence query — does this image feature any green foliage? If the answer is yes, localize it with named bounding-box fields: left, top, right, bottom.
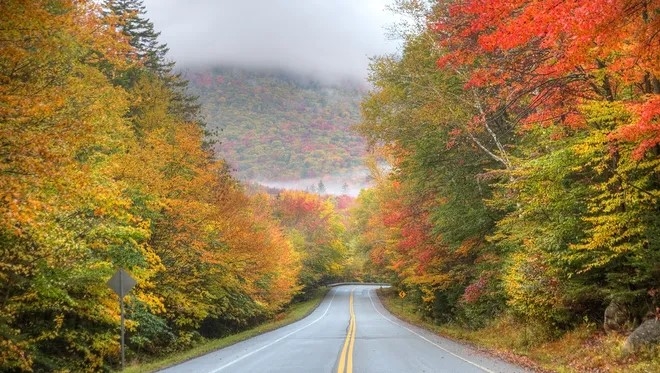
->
left=0, top=1, right=303, bottom=371
left=353, top=29, right=509, bottom=328
left=102, top=0, right=200, bottom=121
left=570, top=102, right=660, bottom=308
left=354, top=0, right=660, bottom=350
left=127, top=300, right=175, bottom=355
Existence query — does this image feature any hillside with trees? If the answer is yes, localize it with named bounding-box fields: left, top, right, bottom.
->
left=186, top=67, right=367, bottom=181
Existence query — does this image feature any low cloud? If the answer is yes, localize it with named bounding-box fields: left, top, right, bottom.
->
left=143, top=0, right=401, bottom=82
left=255, top=167, right=373, bottom=197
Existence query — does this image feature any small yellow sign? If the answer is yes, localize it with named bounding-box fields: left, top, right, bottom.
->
left=399, top=290, right=406, bottom=299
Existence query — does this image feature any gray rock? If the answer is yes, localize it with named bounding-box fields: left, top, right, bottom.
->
left=604, top=301, right=631, bottom=333
left=623, top=319, right=660, bottom=353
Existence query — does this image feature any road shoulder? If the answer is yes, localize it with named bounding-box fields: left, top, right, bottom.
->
left=375, top=288, right=546, bottom=373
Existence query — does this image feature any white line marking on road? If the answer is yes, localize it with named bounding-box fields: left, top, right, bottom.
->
left=208, top=289, right=339, bottom=373
left=367, top=289, right=495, bottom=373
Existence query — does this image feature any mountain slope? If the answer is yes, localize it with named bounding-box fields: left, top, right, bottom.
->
left=186, top=66, right=367, bottom=181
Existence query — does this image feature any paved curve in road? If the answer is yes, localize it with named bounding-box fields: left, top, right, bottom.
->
left=160, top=285, right=532, bottom=373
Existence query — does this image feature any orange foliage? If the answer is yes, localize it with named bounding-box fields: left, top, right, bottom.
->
left=434, top=0, right=660, bottom=154
left=0, top=2, right=303, bottom=369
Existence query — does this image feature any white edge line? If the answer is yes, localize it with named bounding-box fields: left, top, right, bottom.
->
left=367, top=289, right=496, bottom=373
left=208, top=289, right=339, bottom=373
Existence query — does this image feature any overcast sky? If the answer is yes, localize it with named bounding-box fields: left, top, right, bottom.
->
left=142, top=0, right=402, bottom=82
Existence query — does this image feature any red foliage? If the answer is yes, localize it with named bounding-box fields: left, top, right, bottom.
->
left=433, top=0, right=660, bottom=153
left=192, top=73, right=214, bottom=88
left=335, top=195, right=355, bottom=210
left=439, top=0, right=659, bottom=81
left=617, top=96, right=660, bottom=159
left=462, top=275, right=488, bottom=304
left=278, top=191, right=324, bottom=217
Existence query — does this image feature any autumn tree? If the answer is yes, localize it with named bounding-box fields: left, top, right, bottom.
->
left=273, top=191, right=347, bottom=294
left=0, top=0, right=159, bottom=370
left=1, top=1, right=302, bottom=370
left=355, top=24, right=509, bottom=325
left=434, top=0, right=660, bottom=148
left=434, top=0, right=660, bottom=320
left=108, top=70, right=301, bottom=346
left=355, top=0, right=660, bottom=334
left=102, top=0, right=199, bottom=120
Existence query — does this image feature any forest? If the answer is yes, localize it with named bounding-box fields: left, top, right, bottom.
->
left=0, top=1, right=354, bottom=371
left=352, top=0, right=660, bottom=362
left=2, top=0, right=660, bottom=371
left=187, top=67, right=367, bottom=181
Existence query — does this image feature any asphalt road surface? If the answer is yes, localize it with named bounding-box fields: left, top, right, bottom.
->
left=160, top=285, right=532, bottom=373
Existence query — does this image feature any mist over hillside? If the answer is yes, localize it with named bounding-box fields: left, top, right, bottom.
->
left=184, top=66, right=370, bottom=192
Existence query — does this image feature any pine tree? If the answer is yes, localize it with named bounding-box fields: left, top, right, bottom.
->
left=103, top=0, right=200, bottom=121
left=318, top=180, right=327, bottom=195
left=104, top=0, right=172, bottom=76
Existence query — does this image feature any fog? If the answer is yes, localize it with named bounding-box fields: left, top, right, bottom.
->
left=255, top=167, right=372, bottom=197
left=143, top=0, right=401, bottom=82
left=141, top=0, right=399, bottom=194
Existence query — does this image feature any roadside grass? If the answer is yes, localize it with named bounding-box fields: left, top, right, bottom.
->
left=377, top=288, right=660, bottom=373
left=121, top=287, right=329, bottom=373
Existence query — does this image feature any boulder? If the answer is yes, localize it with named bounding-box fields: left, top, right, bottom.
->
left=623, top=319, right=660, bottom=353
left=604, top=301, right=631, bottom=333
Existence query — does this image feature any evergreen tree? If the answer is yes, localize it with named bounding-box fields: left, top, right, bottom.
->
left=318, top=180, right=327, bottom=195
left=103, top=0, right=200, bottom=121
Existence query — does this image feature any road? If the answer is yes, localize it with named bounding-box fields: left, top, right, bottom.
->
left=160, top=285, right=532, bottom=373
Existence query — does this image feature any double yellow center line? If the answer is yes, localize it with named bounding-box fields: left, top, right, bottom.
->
left=337, top=291, right=356, bottom=373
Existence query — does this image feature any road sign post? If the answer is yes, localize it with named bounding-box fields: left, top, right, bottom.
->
left=107, top=268, right=137, bottom=370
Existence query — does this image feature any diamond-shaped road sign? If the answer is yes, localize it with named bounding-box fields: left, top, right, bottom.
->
left=107, top=268, right=137, bottom=370
left=107, top=268, right=137, bottom=297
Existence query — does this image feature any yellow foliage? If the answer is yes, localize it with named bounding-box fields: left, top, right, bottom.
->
left=503, top=249, right=565, bottom=322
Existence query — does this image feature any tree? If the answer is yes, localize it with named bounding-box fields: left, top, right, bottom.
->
left=354, top=25, right=509, bottom=325
left=273, top=191, right=347, bottom=293
left=102, top=0, right=200, bottom=120
left=0, top=1, right=159, bottom=370
left=1, top=1, right=302, bottom=370
left=433, top=0, right=660, bottom=155
left=355, top=0, right=660, bottom=333
left=434, top=0, right=660, bottom=320
left=111, top=74, right=301, bottom=339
